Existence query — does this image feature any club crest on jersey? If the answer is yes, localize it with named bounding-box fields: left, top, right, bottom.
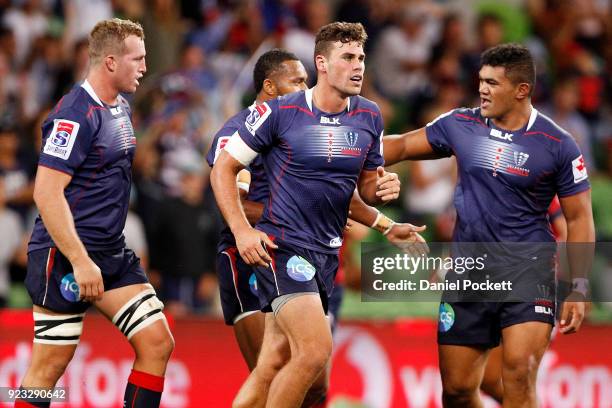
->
left=513, top=151, right=529, bottom=167
left=43, top=119, right=80, bottom=160
left=245, top=103, right=271, bottom=135
left=341, top=131, right=361, bottom=157
left=489, top=128, right=513, bottom=143
left=506, top=150, right=530, bottom=177
left=321, top=117, right=340, bottom=125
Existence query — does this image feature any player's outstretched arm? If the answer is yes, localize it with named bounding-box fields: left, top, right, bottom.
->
left=559, top=190, right=595, bottom=334
left=383, top=127, right=440, bottom=165
left=348, top=190, right=426, bottom=247
left=211, top=151, right=276, bottom=266
left=34, top=166, right=103, bottom=302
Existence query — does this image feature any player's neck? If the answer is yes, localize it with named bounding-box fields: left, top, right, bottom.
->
left=312, top=83, right=348, bottom=113
left=86, top=69, right=119, bottom=106
left=491, top=102, right=532, bottom=131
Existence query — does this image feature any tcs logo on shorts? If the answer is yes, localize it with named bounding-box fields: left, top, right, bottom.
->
left=438, top=302, right=455, bottom=332
left=286, top=256, right=316, bottom=282
left=60, top=273, right=81, bottom=302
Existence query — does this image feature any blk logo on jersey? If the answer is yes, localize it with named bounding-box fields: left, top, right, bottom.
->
left=489, top=128, right=513, bottom=142
left=572, top=155, right=588, bottom=183
left=43, top=119, right=80, bottom=160
left=321, top=117, right=340, bottom=125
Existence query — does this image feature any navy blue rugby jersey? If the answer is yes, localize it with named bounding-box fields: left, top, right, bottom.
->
left=29, top=81, right=137, bottom=252
left=233, top=88, right=384, bottom=254
left=426, top=107, right=590, bottom=244
left=206, top=103, right=270, bottom=252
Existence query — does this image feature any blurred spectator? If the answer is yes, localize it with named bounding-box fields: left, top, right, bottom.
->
left=149, top=150, right=220, bottom=316
left=1, top=0, right=48, bottom=68
left=62, top=0, right=112, bottom=53
left=0, top=48, right=20, bottom=127
left=0, top=125, right=34, bottom=221
left=0, top=176, right=23, bottom=308
left=540, top=74, right=595, bottom=171
left=372, top=3, right=441, bottom=100
left=282, top=0, right=332, bottom=79
left=141, top=0, right=182, bottom=75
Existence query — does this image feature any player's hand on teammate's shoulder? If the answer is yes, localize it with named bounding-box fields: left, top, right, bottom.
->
left=72, top=256, right=104, bottom=302
left=375, top=166, right=401, bottom=202
left=235, top=227, right=278, bottom=267
left=386, top=223, right=429, bottom=257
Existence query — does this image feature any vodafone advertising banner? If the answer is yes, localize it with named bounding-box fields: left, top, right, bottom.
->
left=1, top=311, right=610, bottom=407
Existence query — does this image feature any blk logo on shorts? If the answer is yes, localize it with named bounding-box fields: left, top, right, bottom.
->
left=438, top=302, right=455, bottom=332
left=286, top=256, right=316, bottom=282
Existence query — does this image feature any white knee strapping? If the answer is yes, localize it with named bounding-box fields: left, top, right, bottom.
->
left=112, top=289, right=165, bottom=340
left=33, top=312, right=85, bottom=345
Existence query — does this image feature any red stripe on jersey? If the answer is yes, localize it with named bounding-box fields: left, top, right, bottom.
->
left=280, top=105, right=314, bottom=116
left=453, top=113, right=486, bottom=126
left=524, top=131, right=561, bottom=143
left=348, top=108, right=379, bottom=117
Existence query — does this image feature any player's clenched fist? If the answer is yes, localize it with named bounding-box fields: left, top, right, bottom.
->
left=73, top=256, right=104, bottom=302
left=375, top=166, right=400, bottom=202
left=235, top=227, right=278, bottom=267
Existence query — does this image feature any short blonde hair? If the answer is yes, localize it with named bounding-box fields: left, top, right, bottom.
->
left=88, top=18, right=144, bottom=65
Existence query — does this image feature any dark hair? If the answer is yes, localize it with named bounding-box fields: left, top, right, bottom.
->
left=253, top=49, right=300, bottom=94
left=314, top=22, right=368, bottom=60
left=480, top=43, right=536, bottom=95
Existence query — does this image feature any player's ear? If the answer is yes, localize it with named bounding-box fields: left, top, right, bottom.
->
left=315, top=54, right=327, bottom=73
left=262, top=78, right=277, bottom=97
left=104, top=55, right=116, bottom=73
left=516, top=82, right=531, bottom=100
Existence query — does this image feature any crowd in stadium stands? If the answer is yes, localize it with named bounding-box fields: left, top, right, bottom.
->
left=0, top=0, right=610, bottom=314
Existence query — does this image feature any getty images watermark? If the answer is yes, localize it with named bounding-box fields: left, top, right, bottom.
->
left=371, top=252, right=513, bottom=292
left=360, top=242, right=601, bottom=303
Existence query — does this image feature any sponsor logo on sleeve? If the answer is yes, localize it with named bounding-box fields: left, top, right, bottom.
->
left=43, top=119, right=80, bottom=160
left=213, top=136, right=232, bottom=163
left=245, top=103, right=271, bottom=135
left=572, top=155, right=588, bottom=183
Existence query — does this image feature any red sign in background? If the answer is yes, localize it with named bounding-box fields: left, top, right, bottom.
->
left=1, top=310, right=610, bottom=407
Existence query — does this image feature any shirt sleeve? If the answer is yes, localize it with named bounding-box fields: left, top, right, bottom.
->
left=425, top=110, right=455, bottom=157
left=555, top=135, right=591, bottom=197
left=235, top=99, right=279, bottom=153
left=206, top=126, right=237, bottom=167
left=363, top=108, right=385, bottom=170
left=38, top=108, right=94, bottom=175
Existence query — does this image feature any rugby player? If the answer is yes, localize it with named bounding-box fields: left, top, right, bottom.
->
left=207, top=49, right=425, bottom=407
left=18, top=19, right=174, bottom=408
left=211, top=22, right=403, bottom=408
left=383, top=44, right=594, bottom=407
